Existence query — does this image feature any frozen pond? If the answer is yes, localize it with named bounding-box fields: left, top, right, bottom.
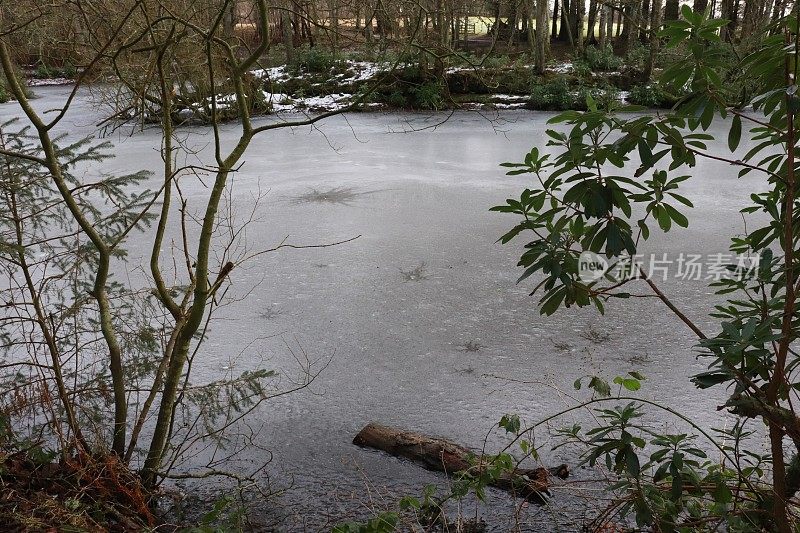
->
left=1, top=86, right=763, bottom=531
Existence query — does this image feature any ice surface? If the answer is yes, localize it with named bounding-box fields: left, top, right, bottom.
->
left=0, top=86, right=766, bottom=530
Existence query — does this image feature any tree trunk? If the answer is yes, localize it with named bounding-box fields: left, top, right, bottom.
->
left=719, top=0, right=734, bottom=40
left=559, top=0, right=575, bottom=46
left=528, top=8, right=536, bottom=53
left=353, top=424, right=569, bottom=502
left=535, top=0, right=550, bottom=73
left=639, top=0, right=650, bottom=41
left=309, top=2, right=321, bottom=45
left=772, top=0, right=788, bottom=23
left=329, top=0, right=339, bottom=52
left=493, top=0, right=502, bottom=41
left=693, top=0, right=709, bottom=14
left=293, top=2, right=302, bottom=41
left=575, top=0, right=585, bottom=52
left=621, top=0, right=639, bottom=54
left=508, top=0, right=519, bottom=44
left=365, top=7, right=374, bottom=43
left=664, top=0, right=679, bottom=20
left=645, top=0, right=662, bottom=80
left=587, top=0, right=599, bottom=43
left=223, top=2, right=236, bottom=42
left=598, top=3, right=607, bottom=47
left=558, top=0, right=570, bottom=40
left=741, top=0, right=766, bottom=39
left=731, top=0, right=741, bottom=35
left=552, top=0, right=559, bottom=38
left=282, top=10, right=294, bottom=63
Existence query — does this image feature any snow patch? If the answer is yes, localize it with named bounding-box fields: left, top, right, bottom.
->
left=547, top=62, right=574, bottom=74
left=337, top=60, right=387, bottom=83
left=251, top=60, right=387, bottom=85
left=493, top=102, right=527, bottom=109
left=490, top=94, right=528, bottom=102
left=251, top=65, right=292, bottom=81
left=262, top=91, right=355, bottom=112
left=28, top=77, right=74, bottom=87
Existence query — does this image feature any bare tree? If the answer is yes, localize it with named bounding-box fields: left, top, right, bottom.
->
left=0, top=3, right=370, bottom=518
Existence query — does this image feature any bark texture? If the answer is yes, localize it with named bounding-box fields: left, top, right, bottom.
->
left=353, top=423, right=569, bottom=502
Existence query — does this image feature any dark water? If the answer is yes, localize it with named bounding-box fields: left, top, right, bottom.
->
left=1, top=86, right=765, bottom=531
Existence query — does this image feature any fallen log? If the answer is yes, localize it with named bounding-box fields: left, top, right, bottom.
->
left=353, top=423, right=568, bottom=502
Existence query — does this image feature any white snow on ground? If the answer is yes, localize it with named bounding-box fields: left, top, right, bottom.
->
left=547, top=61, right=574, bottom=74
left=28, top=78, right=74, bottom=87
left=251, top=65, right=292, bottom=81
left=300, top=93, right=353, bottom=110
left=338, top=60, right=388, bottom=82
left=485, top=94, right=528, bottom=109
left=492, top=102, right=527, bottom=109
left=262, top=91, right=356, bottom=112
left=491, top=94, right=528, bottom=101
left=260, top=92, right=294, bottom=111
left=192, top=92, right=240, bottom=111
left=177, top=90, right=359, bottom=117
left=252, top=60, right=387, bottom=84
left=446, top=65, right=471, bottom=74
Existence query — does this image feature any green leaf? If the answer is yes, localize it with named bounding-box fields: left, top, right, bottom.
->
left=637, top=219, right=650, bottom=240
left=671, top=474, right=684, bottom=501
left=625, top=448, right=641, bottom=477
left=692, top=371, right=730, bottom=388
left=399, top=496, right=420, bottom=510
left=664, top=203, right=689, bottom=227
left=586, top=92, right=597, bottom=112
left=728, top=114, right=742, bottom=152
left=713, top=482, right=733, bottom=504
left=638, top=138, right=653, bottom=165
left=654, top=204, right=672, bottom=231
left=588, top=376, right=611, bottom=397
left=613, top=376, right=642, bottom=391
left=499, top=414, right=521, bottom=434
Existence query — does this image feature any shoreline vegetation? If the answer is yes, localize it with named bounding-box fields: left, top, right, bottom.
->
left=11, top=42, right=685, bottom=120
